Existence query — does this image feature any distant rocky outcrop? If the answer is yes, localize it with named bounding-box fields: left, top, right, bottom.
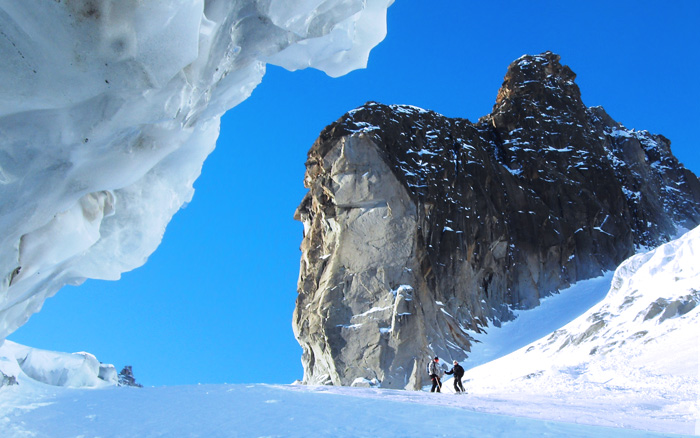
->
left=293, top=52, right=700, bottom=390
left=118, top=366, right=142, bottom=388
left=0, top=370, right=18, bottom=387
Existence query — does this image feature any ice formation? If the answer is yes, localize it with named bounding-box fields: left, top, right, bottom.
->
left=0, top=340, right=117, bottom=388
left=0, top=0, right=393, bottom=340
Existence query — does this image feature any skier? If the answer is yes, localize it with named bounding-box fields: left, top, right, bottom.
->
left=428, top=356, right=442, bottom=392
left=445, top=360, right=465, bottom=393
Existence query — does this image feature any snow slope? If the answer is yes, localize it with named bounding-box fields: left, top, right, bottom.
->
left=456, top=225, right=700, bottom=435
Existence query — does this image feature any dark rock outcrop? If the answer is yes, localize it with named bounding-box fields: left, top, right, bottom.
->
left=293, top=52, right=700, bottom=389
left=1, top=370, right=18, bottom=387
left=117, top=365, right=142, bottom=388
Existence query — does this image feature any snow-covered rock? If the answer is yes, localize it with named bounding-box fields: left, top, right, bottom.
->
left=0, top=0, right=393, bottom=341
left=294, top=52, right=700, bottom=390
left=351, top=377, right=380, bottom=388
left=0, top=340, right=116, bottom=388
left=117, top=365, right=142, bottom=387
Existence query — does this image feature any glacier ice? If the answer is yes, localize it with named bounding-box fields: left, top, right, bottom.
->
left=0, top=0, right=393, bottom=340
left=0, top=340, right=117, bottom=387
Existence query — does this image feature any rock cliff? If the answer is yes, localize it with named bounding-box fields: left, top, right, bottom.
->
left=293, top=52, right=700, bottom=389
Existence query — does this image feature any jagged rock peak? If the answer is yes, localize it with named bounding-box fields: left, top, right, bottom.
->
left=498, top=52, right=580, bottom=102
left=294, top=52, right=700, bottom=390
left=487, top=51, right=586, bottom=130
left=118, top=366, right=142, bottom=388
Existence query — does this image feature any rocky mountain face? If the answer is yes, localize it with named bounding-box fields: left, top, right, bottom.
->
left=293, top=52, right=700, bottom=390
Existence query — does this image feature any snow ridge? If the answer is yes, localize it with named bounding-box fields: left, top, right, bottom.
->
left=462, top=226, right=700, bottom=434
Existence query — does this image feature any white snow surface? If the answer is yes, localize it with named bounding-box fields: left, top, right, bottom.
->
left=0, top=0, right=393, bottom=341
left=0, top=383, right=691, bottom=438
left=1, top=226, right=698, bottom=436
left=456, top=225, right=700, bottom=435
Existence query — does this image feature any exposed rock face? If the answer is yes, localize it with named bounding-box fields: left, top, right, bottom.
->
left=118, top=365, right=142, bottom=388
left=293, top=52, right=700, bottom=390
left=0, top=370, right=18, bottom=387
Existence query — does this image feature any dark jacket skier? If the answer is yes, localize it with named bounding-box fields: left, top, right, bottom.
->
left=445, top=360, right=465, bottom=393
left=428, top=357, right=441, bottom=392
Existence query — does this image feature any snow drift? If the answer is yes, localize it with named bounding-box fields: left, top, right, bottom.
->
left=0, top=0, right=393, bottom=340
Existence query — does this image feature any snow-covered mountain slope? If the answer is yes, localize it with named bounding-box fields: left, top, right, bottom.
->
left=0, top=0, right=392, bottom=341
left=465, top=272, right=615, bottom=370
left=454, top=224, right=700, bottom=434
left=1, top=227, right=697, bottom=436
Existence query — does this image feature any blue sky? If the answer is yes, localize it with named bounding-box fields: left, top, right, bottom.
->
left=10, top=1, right=699, bottom=386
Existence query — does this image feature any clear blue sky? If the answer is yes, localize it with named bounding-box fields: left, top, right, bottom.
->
left=10, top=1, right=699, bottom=386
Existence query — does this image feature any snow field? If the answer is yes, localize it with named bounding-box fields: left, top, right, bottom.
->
left=0, top=383, right=688, bottom=438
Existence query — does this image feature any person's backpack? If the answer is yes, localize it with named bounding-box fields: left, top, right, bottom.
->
left=426, top=360, right=432, bottom=375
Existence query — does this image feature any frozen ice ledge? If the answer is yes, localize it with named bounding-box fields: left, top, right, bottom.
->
left=0, top=0, right=393, bottom=341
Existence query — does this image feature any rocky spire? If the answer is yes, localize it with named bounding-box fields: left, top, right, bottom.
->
left=118, top=366, right=142, bottom=388
left=488, top=51, right=586, bottom=131
left=293, top=52, right=700, bottom=390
